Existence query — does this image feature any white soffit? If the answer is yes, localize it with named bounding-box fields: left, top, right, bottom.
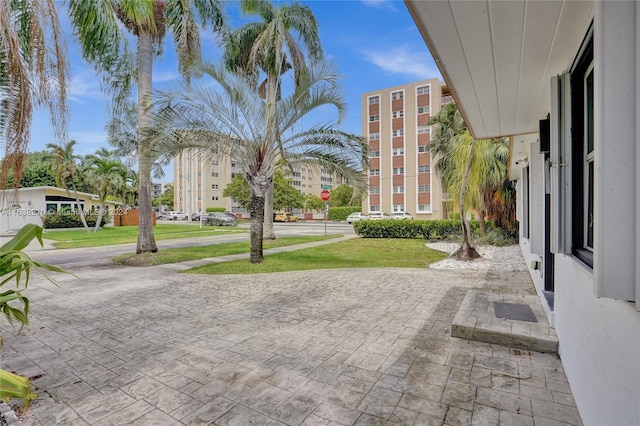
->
left=405, top=0, right=593, bottom=139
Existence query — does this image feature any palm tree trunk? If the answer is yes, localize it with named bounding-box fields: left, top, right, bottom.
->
left=263, top=179, right=276, bottom=240
left=453, top=139, right=480, bottom=261
left=249, top=192, right=265, bottom=263
left=479, top=209, right=487, bottom=236
left=136, top=33, right=158, bottom=254
left=93, top=202, right=105, bottom=233
left=70, top=180, right=90, bottom=232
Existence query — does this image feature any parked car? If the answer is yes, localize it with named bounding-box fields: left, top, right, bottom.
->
left=393, top=212, right=414, bottom=220
left=191, top=212, right=203, bottom=221
left=204, top=212, right=238, bottom=226
left=273, top=212, right=298, bottom=222
left=155, top=212, right=166, bottom=220
left=368, top=212, right=391, bottom=220
left=346, top=212, right=369, bottom=224
left=167, top=211, right=187, bottom=220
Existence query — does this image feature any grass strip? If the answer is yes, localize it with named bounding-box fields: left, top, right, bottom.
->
left=185, top=238, right=448, bottom=274
left=114, top=235, right=342, bottom=266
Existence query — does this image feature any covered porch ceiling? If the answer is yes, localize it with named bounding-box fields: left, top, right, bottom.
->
left=405, top=0, right=594, bottom=140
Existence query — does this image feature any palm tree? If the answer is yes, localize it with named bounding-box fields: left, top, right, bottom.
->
left=222, top=0, right=323, bottom=239
left=68, top=0, right=226, bottom=254
left=0, top=0, right=68, bottom=189
left=86, top=150, right=127, bottom=232
left=153, top=61, right=367, bottom=263
left=47, top=141, right=90, bottom=233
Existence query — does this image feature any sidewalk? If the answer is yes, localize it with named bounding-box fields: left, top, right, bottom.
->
left=2, top=240, right=581, bottom=426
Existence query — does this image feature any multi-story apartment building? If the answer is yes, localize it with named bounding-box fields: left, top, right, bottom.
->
left=174, top=150, right=337, bottom=218
left=361, top=78, right=452, bottom=218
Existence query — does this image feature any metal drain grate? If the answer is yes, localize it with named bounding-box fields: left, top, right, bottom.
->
left=493, top=302, right=538, bottom=322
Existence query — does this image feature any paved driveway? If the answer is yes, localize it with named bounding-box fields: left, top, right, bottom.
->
left=2, top=262, right=580, bottom=425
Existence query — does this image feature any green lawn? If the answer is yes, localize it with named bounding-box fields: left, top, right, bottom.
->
left=185, top=238, right=448, bottom=274
left=114, top=235, right=341, bottom=266
left=43, top=223, right=246, bottom=248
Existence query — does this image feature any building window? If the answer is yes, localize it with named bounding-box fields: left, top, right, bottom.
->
left=571, top=34, right=594, bottom=267
left=417, top=125, right=430, bottom=134
left=393, top=167, right=404, bottom=175
left=391, top=91, right=403, bottom=100
left=369, top=132, right=380, bottom=140
left=211, top=160, right=219, bottom=166
left=211, top=196, right=218, bottom=201
left=418, top=165, right=430, bottom=173
left=370, top=150, right=380, bottom=158
left=369, top=114, right=379, bottom=122
left=370, top=186, right=380, bottom=194
left=392, top=129, right=404, bottom=137
left=418, top=185, right=430, bottom=193
left=418, top=106, right=430, bottom=114
left=211, top=184, right=219, bottom=190
left=211, top=172, right=219, bottom=177
left=369, top=95, right=380, bottom=104
left=393, top=186, right=404, bottom=193
left=392, top=110, right=404, bottom=118
left=370, top=168, right=380, bottom=176
left=392, top=148, right=404, bottom=156
left=416, top=85, right=430, bottom=95
left=369, top=205, right=380, bottom=212
left=418, top=204, right=431, bottom=212
left=393, top=205, right=404, bottom=212
left=418, top=145, right=428, bottom=153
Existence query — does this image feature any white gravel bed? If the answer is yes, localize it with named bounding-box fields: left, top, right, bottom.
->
left=426, top=242, right=528, bottom=272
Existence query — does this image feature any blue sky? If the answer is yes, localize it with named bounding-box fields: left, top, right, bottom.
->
left=31, top=0, right=441, bottom=181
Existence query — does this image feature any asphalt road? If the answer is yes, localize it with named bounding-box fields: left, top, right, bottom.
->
left=28, top=222, right=356, bottom=267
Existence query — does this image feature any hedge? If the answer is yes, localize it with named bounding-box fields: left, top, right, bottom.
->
left=353, top=219, right=492, bottom=240
left=42, top=212, right=108, bottom=229
left=328, top=206, right=362, bottom=222
left=206, top=207, right=226, bottom=213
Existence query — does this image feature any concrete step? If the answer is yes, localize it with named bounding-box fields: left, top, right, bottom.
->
left=451, top=290, right=559, bottom=354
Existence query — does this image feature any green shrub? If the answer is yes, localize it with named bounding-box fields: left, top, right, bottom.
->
left=206, top=207, right=226, bottom=213
left=42, top=212, right=108, bottom=229
left=328, top=206, right=362, bottom=222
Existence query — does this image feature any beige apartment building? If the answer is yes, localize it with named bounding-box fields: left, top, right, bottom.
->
left=361, top=78, right=452, bottom=218
left=174, top=150, right=337, bottom=218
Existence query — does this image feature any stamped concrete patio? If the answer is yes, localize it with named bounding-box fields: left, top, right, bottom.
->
left=2, top=251, right=582, bottom=425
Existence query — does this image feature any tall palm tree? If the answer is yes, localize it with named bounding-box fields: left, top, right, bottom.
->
left=0, top=0, right=68, bottom=190
left=47, top=140, right=91, bottom=233
left=153, top=61, right=367, bottom=263
left=68, top=0, right=226, bottom=254
left=222, top=0, right=323, bottom=239
left=86, top=150, right=127, bottom=232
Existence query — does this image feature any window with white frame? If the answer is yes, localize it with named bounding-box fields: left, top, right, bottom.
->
left=370, top=168, right=380, bottom=176
left=391, top=91, right=403, bottom=100
left=393, top=186, right=404, bottom=193
left=392, top=110, right=404, bottom=118
left=392, top=129, right=404, bottom=137
left=370, top=150, right=380, bottom=158
left=369, top=114, right=379, bottom=122
left=418, top=165, right=430, bottom=173
left=369, top=205, right=380, bottom=212
left=417, top=125, right=430, bottom=134
left=416, top=85, right=430, bottom=95
left=370, top=186, right=380, bottom=194
left=393, top=205, right=404, bottom=212
left=392, top=147, right=404, bottom=156
left=393, top=167, right=404, bottom=175
left=369, top=132, right=380, bottom=140
left=417, top=106, right=430, bottom=114
left=369, top=95, right=380, bottom=104
left=418, top=204, right=431, bottom=212
left=418, top=185, right=430, bottom=192
left=418, top=145, right=428, bottom=153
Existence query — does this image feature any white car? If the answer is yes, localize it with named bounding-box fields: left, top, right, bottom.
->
left=393, top=212, right=414, bottom=220
left=346, top=212, right=369, bottom=224
left=368, top=212, right=391, bottom=220
left=167, top=211, right=187, bottom=220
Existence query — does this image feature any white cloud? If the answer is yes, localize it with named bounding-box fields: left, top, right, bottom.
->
left=361, top=0, right=399, bottom=12
left=362, top=45, right=441, bottom=79
left=68, top=131, right=108, bottom=153
left=68, top=70, right=105, bottom=102
left=153, top=70, right=180, bottom=84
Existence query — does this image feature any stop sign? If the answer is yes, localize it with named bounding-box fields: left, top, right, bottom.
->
left=320, top=189, right=331, bottom=201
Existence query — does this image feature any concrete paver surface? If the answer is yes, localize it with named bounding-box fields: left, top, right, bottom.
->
left=2, top=260, right=581, bottom=425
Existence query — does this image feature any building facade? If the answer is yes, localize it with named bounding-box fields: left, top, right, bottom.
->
left=408, top=1, right=640, bottom=424
left=361, top=79, right=451, bottom=218
left=174, top=150, right=338, bottom=218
